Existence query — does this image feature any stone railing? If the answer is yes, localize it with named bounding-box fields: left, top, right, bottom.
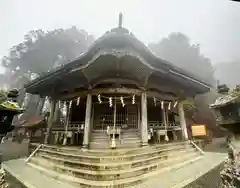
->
left=52, top=122, right=85, bottom=131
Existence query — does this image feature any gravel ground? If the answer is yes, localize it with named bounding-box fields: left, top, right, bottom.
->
left=220, top=141, right=240, bottom=188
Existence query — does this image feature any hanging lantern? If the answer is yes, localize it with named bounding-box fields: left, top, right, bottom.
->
left=168, top=101, right=171, bottom=110
left=161, top=101, right=164, bottom=109
left=109, top=97, right=113, bottom=107
left=77, top=97, right=80, bottom=106
left=173, top=101, right=178, bottom=108
left=132, top=95, right=135, bottom=104
left=153, top=97, right=156, bottom=106
left=97, top=94, right=102, bottom=104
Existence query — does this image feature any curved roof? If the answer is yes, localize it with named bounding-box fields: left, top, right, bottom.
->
left=25, top=27, right=211, bottom=97
left=210, top=94, right=239, bottom=108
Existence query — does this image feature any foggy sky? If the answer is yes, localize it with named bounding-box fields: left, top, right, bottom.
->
left=0, top=0, right=240, bottom=73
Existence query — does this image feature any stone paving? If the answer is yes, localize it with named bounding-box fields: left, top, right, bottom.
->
left=2, top=159, right=76, bottom=188
left=139, top=152, right=227, bottom=188
left=2, top=152, right=227, bottom=188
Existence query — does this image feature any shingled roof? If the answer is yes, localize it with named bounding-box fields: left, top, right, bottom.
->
left=25, top=26, right=211, bottom=96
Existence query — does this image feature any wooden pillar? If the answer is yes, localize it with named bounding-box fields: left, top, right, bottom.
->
left=141, top=92, right=148, bottom=146
left=53, top=101, right=60, bottom=123
left=63, top=104, right=71, bottom=145
left=137, top=103, right=141, bottom=131
left=44, top=99, right=56, bottom=144
left=178, top=102, right=188, bottom=140
left=82, top=94, right=92, bottom=149
left=162, top=104, right=169, bottom=141
left=162, top=106, right=167, bottom=128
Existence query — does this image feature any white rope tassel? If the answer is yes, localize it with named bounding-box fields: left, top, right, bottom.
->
left=77, top=97, right=80, bottom=106
left=97, top=94, right=102, bottom=104
left=64, top=101, right=67, bottom=109
left=168, top=101, right=171, bottom=110
left=161, top=101, right=164, bottom=109
left=69, top=100, right=72, bottom=109
left=173, top=101, right=178, bottom=108
left=58, top=101, right=61, bottom=108
left=120, top=96, right=125, bottom=107
left=132, top=95, right=135, bottom=104
left=165, top=133, right=169, bottom=141
left=153, top=97, right=156, bottom=106
left=109, top=97, right=113, bottom=107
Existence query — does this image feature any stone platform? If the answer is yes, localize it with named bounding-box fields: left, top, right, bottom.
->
left=2, top=142, right=227, bottom=188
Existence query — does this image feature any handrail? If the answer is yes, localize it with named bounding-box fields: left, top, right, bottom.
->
left=25, top=144, right=43, bottom=163
left=189, top=140, right=205, bottom=155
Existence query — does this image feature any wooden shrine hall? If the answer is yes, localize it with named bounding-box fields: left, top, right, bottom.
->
left=24, top=14, right=211, bottom=150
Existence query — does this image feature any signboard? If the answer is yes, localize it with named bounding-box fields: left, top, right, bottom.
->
left=191, top=125, right=207, bottom=137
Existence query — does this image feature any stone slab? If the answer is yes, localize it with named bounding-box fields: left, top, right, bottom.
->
left=2, top=159, right=76, bottom=188
left=139, top=152, right=227, bottom=188
left=2, top=152, right=227, bottom=188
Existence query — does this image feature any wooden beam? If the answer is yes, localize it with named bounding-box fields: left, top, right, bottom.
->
left=57, top=87, right=177, bottom=101
left=91, top=77, right=141, bottom=88
left=57, top=87, right=143, bottom=100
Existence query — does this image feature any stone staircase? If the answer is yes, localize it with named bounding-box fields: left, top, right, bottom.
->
left=27, top=141, right=203, bottom=187
left=89, top=130, right=110, bottom=149
left=89, top=129, right=141, bottom=149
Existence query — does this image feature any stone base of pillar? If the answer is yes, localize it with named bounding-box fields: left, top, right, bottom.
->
left=62, top=137, right=67, bottom=146
left=141, top=142, right=148, bottom=147
left=82, top=144, right=89, bottom=149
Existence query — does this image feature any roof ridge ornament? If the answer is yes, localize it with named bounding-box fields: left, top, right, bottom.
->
left=118, top=12, right=123, bottom=28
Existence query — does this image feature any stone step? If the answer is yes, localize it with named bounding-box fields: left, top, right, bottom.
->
left=91, top=135, right=109, bottom=140
left=120, top=137, right=141, bottom=141
left=91, top=132, right=107, bottom=136
left=41, top=141, right=188, bottom=156
left=92, top=130, right=106, bottom=133
left=89, top=140, right=141, bottom=149
left=28, top=155, right=202, bottom=187
left=91, top=137, right=109, bottom=141
left=34, top=147, right=197, bottom=171
left=122, top=133, right=139, bottom=136
left=38, top=143, right=194, bottom=163
left=89, top=142, right=111, bottom=149
left=89, top=141, right=141, bottom=149
left=91, top=133, right=108, bottom=136
left=92, top=129, right=139, bottom=133
left=91, top=136, right=140, bottom=141
left=121, top=134, right=140, bottom=138
left=30, top=150, right=198, bottom=181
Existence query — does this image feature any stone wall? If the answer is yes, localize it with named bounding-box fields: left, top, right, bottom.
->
left=183, top=162, right=224, bottom=188
left=0, top=139, right=29, bottom=162
left=220, top=149, right=240, bottom=188
left=4, top=170, right=27, bottom=188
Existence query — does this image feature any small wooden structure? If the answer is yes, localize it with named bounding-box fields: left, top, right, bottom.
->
left=13, top=116, right=46, bottom=144
left=210, top=94, right=240, bottom=135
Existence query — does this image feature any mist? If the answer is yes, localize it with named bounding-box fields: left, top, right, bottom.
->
left=0, top=0, right=240, bottom=86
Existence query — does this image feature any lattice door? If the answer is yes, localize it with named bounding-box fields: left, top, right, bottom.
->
left=93, top=103, right=138, bottom=130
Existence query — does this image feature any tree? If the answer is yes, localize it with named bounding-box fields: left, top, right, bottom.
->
left=0, top=90, right=7, bottom=104
left=149, top=32, right=224, bottom=136
left=2, top=27, right=94, bottom=87
left=149, top=32, right=215, bottom=85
